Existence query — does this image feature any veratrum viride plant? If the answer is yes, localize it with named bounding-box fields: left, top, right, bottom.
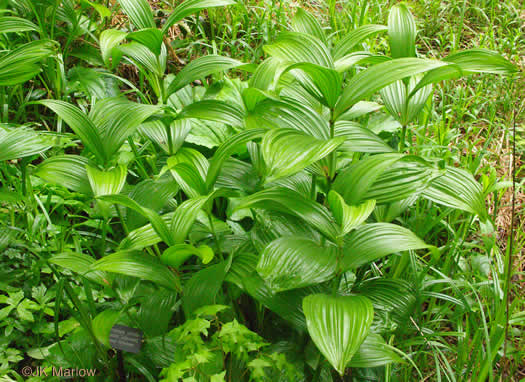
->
left=0, top=0, right=520, bottom=380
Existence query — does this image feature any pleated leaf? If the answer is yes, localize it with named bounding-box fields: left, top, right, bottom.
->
left=257, top=237, right=338, bottom=293
left=161, top=244, right=214, bottom=268
left=206, top=128, right=266, bottom=189
left=89, top=97, right=160, bottom=160
left=118, top=0, right=155, bottom=29
left=86, top=165, right=127, bottom=196
left=91, top=251, right=181, bottom=291
left=283, top=63, right=342, bottom=107
left=0, top=127, right=50, bottom=161
left=162, top=0, right=236, bottom=34
left=120, top=42, right=166, bottom=76
left=0, top=16, right=39, bottom=33
left=348, top=333, right=402, bottom=368
left=327, top=191, right=376, bottom=235
left=303, top=294, right=374, bottom=375
left=98, top=194, right=173, bottom=246
left=50, top=252, right=110, bottom=286
left=333, top=24, right=387, bottom=60
left=168, top=55, right=246, bottom=96
left=334, top=121, right=393, bottom=153
left=99, top=29, right=127, bottom=68
left=388, top=3, right=417, bottom=58
left=35, top=155, right=92, bottom=195
left=335, top=58, right=447, bottom=118
left=182, top=259, right=230, bottom=317
left=422, top=166, right=487, bottom=219
left=127, top=28, right=164, bottom=56
left=264, top=32, right=333, bottom=68
left=0, top=40, right=56, bottom=86
left=262, top=128, right=344, bottom=183
left=39, top=100, right=106, bottom=163
left=235, top=187, right=340, bottom=241
left=177, top=100, right=245, bottom=127
left=290, top=8, right=326, bottom=44
left=332, top=153, right=403, bottom=205
left=410, top=49, right=517, bottom=97
left=342, top=223, right=429, bottom=269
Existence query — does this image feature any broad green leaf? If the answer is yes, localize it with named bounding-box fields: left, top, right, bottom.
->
left=86, top=165, right=127, bottom=196
left=348, top=333, right=402, bottom=367
left=443, top=48, right=517, bottom=74
left=334, top=52, right=389, bottom=73
left=335, top=58, right=447, bottom=118
left=91, top=251, right=181, bottom=291
left=118, top=0, right=155, bottom=29
left=327, top=191, right=375, bottom=235
left=119, top=212, right=174, bottom=250
left=282, top=63, right=342, bottom=107
left=264, top=32, right=333, bottom=68
left=251, top=98, right=329, bottom=139
left=0, top=126, right=50, bottom=161
left=126, top=178, right=179, bottom=230
left=168, top=162, right=207, bottom=198
left=0, top=40, right=56, bottom=86
left=382, top=74, right=433, bottom=125
left=139, top=119, right=191, bottom=154
left=120, top=42, right=166, bottom=77
left=249, top=57, right=282, bottom=91
left=334, top=121, right=393, bottom=153
left=68, top=67, right=110, bottom=100
left=332, top=153, right=403, bottom=205
left=127, top=28, right=164, bottom=56
left=161, top=244, right=214, bottom=268
left=177, top=100, right=245, bottom=127
left=422, top=166, right=487, bottom=219
left=388, top=4, right=417, bottom=58
left=39, top=100, right=106, bottom=163
left=98, top=194, right=173, bottom=246
left=92, top=310, right=122, bottom=347
left=162, top=0, right=236, bottom=34
left=167, top=55, right=246, bottom=96
left=235, top=187, right=340, bottom=241
left=89, top=97, right=160, bottom=160
left=261, top=129, right=344, bottom=183
left=342, top=223, right=429, bottom=269
left=366, top=158, right=442, bottom=203
left=167, top=147, right=209, bottom=179
left=49, top=252, right=110, bottom=286
left=338, top=101, right=383, bottom=120
left=257, top=237, right=338, bottom=292
left=333, top=24, right=387, bottom=60
left=290, top=9, right=326, bottom=44
left=0, top=16, right=39, bottom=33
left=170, top=196, right=209, bottom=244
left=206, top=128, right=266, bottom=190
left=82, top=0, right=112, bottom=19
left=35, top=155, right=92, bottom=195
left=99, top=29, right=127, bottom=68
left=356, top=278, right=416, bottom=326
left=409, top=49, right=517, bottom=97
left=182, top=258, right=230, bottom=317
left=226, top=252, right=320, bottom=329
left=303, top=294, right=374, bottom=375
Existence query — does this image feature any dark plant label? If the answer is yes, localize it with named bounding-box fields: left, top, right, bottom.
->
left=109, top=324, right=143, bottom=353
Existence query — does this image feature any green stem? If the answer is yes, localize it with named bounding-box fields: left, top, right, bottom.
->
left=328, top=108, right=337, bottom=180
left=128, top=136, right=150, bottom=179
left=207, top=212, right=224, bottom=260
left=399, top=125, right=407, bottom=152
